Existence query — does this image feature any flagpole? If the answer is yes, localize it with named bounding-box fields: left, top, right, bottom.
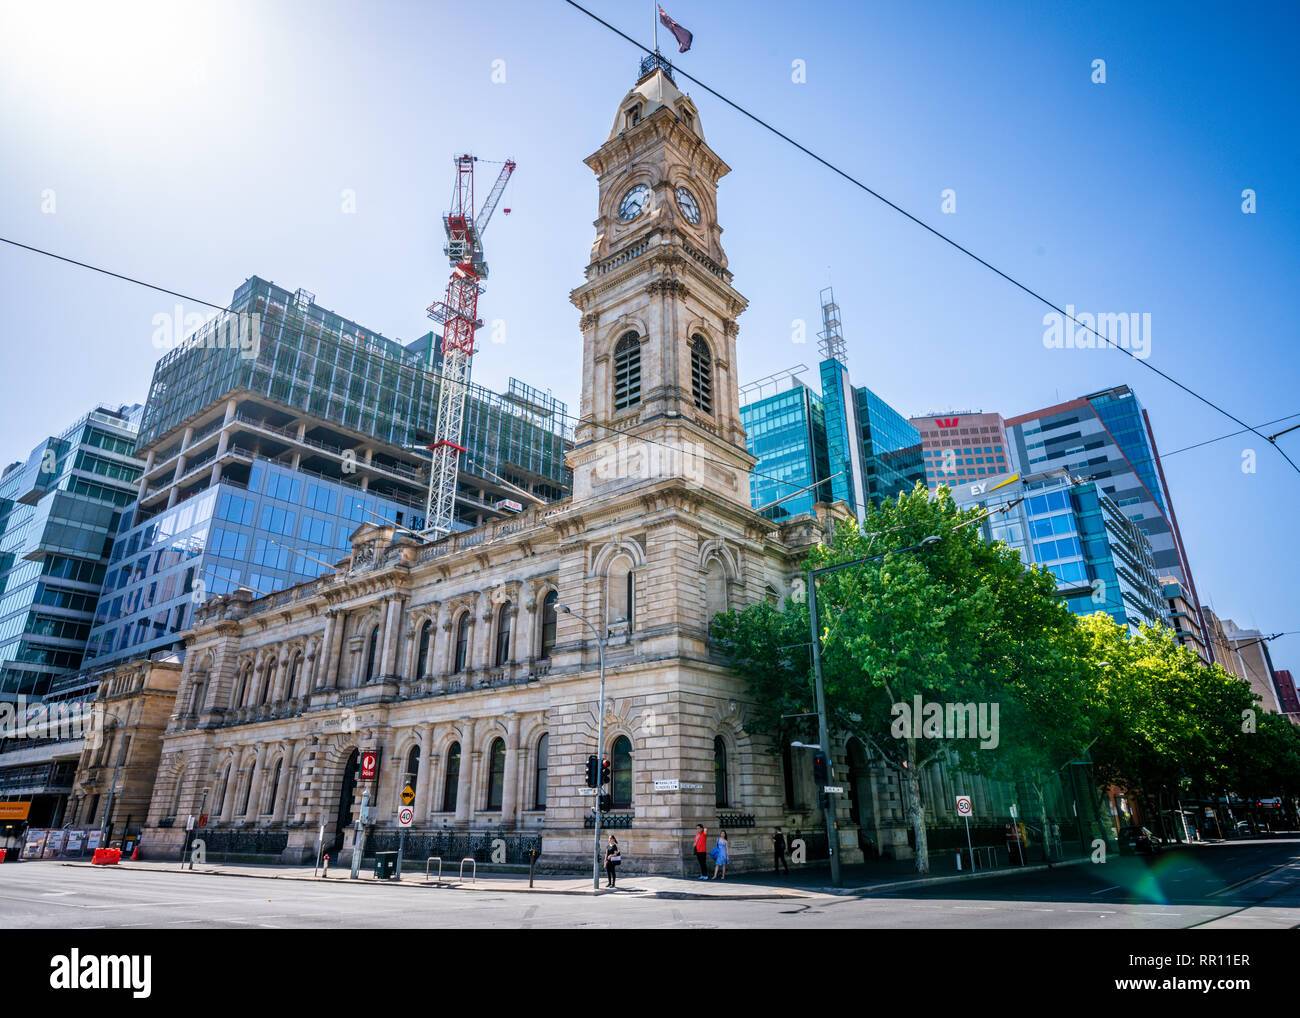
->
left=653, top=3, right=659, bottom=54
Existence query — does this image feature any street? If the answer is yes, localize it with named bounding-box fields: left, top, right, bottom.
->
left=1, top=838, right=1296, bottom=929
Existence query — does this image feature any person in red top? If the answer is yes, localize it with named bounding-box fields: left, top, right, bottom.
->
left=693, top=824, right=709, bottom=880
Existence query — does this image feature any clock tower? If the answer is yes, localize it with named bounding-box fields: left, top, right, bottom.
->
left=569, top=61, right=753, bottom=507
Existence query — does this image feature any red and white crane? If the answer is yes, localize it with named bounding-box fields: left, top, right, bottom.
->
left=422, top=155, right=515, bottom=537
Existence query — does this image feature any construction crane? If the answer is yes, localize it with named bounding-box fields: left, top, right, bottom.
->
left=422, top=155, right=516, bottom=538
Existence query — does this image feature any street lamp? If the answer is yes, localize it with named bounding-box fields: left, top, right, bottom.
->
left=805, top=534, right=941, bottom=887
left=556, top=603, right=607, bottom=891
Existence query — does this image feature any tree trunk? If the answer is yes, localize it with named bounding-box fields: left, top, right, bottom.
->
left=905, top=740, right=929, bottom=874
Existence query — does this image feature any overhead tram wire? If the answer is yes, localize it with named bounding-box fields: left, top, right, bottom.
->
left=560, top=1, right=1300, bottom=481
left=1162, top=412, right=1300, bottom=458
left=0, top=234, right=873, bottom=513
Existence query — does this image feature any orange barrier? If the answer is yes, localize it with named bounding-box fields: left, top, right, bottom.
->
left=91, top=848, right=121, bottom=865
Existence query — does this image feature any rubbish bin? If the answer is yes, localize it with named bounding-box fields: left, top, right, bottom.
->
left=374, top=851, right=398, bottom=880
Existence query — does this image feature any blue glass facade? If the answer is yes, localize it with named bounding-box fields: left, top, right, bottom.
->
left=740, top=382, right=829, bottom=520
left=857, top=387, right=926, bottom=505
left=84, top=461, right=421, bottom=666
left=0, top=405, right=143, bottom=699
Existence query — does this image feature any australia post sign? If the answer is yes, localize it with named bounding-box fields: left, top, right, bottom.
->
left=360, top=751, right=378, bottom=781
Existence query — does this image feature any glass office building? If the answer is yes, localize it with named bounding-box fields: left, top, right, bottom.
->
left=82, top=276, right=572, bottom=670
left=739, top=358, right=922, bottom=523
left=0, top=405, right=144, bottom=700
left=951, top=469, right=1167, bottom=631
left=739, top=379, right=829, bottom=521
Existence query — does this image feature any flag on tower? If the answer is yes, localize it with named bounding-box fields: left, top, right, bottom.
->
left=658, top=5, right=693, bottom=53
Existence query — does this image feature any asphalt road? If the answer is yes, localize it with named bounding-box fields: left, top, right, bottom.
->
left=1, top=838, right=1296, bottom=929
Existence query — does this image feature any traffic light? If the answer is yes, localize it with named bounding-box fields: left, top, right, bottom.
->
left=598, top=793, right=613, bottom=813
left=585, top=755, right=599, bottom=788
left=599, top=758, right=611, bottom=785
left=812, top=753, right=829, bottom=786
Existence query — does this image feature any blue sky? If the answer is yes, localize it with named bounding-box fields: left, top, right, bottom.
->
left=1, top=0, right=1296, bottom=665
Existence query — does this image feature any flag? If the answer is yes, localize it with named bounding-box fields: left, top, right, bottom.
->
left=658, top=5, right=693, bottom=53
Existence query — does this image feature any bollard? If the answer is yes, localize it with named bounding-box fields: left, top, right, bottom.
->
left=322, top=853, right=330, bottom=878
left=956, top=851, right=962, bottom=871
left=529, top=849, right=537, bottom=888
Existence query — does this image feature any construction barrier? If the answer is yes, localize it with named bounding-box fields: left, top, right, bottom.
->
left=91, top=848, right=121, bottom=865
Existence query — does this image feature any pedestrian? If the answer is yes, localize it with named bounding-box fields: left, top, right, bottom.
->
left=693, top=824, right=709, bottom=880
left=710, top=829, right=729, bottom=880
left=604, top=834, right=621, bottom=888
left=772, top=826, right=789, bottom=875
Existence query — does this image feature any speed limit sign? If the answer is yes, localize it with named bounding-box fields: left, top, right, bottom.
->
left=398, top=806, right=414, bottom=828
left=955, top=795, right=972, bottom=817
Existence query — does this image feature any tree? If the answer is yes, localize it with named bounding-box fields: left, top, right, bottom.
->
left=713, top=485, right=1082, bottom=874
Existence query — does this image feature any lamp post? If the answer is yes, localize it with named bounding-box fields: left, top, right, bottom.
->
left=557, top=604, right=607, bottom=891
left=805, top=534, right=941, bottom=888
left=96, top=710, right=127, bottom=846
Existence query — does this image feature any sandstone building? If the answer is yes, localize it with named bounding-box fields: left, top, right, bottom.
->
left=142, top=61, right=1032, bottom=873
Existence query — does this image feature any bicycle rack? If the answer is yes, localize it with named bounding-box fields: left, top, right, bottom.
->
left=459, top=856, right=476, bottom=883
left=425, top=856, right=444, bottom=885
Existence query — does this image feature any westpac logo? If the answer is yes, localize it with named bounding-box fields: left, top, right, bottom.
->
left=50, top=950, right=151, bottom=998
left=935, top=417, right=960, bottom=428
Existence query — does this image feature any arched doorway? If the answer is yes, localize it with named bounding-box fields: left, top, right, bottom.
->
left=332, top=749, right=359, bottom=855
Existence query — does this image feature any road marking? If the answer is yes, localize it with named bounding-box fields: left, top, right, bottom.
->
left=1068, top=910, right=1114, bottom=914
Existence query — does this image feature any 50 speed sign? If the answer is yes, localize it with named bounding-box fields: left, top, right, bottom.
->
left=398, top=806, right=414, bottom=828
left=955, top=795, right=972, bottom=817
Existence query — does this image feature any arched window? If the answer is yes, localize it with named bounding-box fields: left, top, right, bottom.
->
left=233, top=664, right=251, bottom=708
left=713, top=736, right=729, bottom=807
left=453, top=612, right=471, bottom=673
left=611, top=735, right=633, bottom=809
left=403, top=746, right=420, bottom=798
left=535, top=733, right=549, bottom=809
left=494, top=602, right=513, bottom=667
left=613, top=331, right=641, bottom=410
left=690, top=334, right=713, bottom=413
left=265, top=759, right=282, bottom=815
left=486, top=738, right=507, bottom=810
left=704, top=558, right=728, bottom=619
left=608, top=555, right=635, bottom=632
left=215, top=765, right=231, bottom=815
left=238, top=765, right=253, bottom=816
left=285, top=654, right=302, bottom=700
left=539, top=591, right=558, bottom=658
left=259, top=659, right=275, bottom=704
left=415, top=619, right=433, bottom=679
left=364, top=626, right=380, bottom=683
left=443, top=743, right=461, bottom=812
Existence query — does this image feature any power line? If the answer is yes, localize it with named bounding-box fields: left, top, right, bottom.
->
left=0, top=235, right=230, bottom=312
left=560, top=0, right=1300, bottom=480
left=1162, top=412, right=1300, bottom=458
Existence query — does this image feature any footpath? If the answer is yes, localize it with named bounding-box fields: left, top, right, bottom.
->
left=56, top=850, right=1093, bottom=901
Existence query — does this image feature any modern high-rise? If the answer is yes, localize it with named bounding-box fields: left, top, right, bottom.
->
left=82, top=277, right=572, bottom=670
left=1004, top=384, right=1206, bottom=646
left=0, top=404, right=144, bottom=701
left=1161, top=578, right=1209, bottom=663
left=910, top=411, right=1011, bottom=491
left=950, top=468, right=1168, bottom=631
left=740, top=290, right=924, bottom=522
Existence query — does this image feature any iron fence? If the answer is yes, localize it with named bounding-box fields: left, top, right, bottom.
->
left=364, top=830, right=541, bottom=864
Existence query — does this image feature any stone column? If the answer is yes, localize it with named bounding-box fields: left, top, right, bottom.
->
left=272, top=743, right=294, bottom=823
left=380, top=597, right=403, bottom=677
left=414, top=723, right=436, bottom=822
left=219, top=763, right=239, bottom=823
left=246, top=744, right=266, bottom=819
left=500, top=718, right=521, bottom=826
left=517, top=589, right=538, bottom=665
left=454, top=719, right=476, bottom=825
left=324, top=611, right=346, bottom=688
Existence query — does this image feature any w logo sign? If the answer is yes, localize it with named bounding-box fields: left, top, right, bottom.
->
left=936, top=418, right=960, bottom=428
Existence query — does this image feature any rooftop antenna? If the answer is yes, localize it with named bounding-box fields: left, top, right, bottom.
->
left=817, top=287, right=847, bottom=366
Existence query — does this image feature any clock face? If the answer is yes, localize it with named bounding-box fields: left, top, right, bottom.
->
left=618, top=184, right=650, bottom=222
left=676, top=186, right=701, bottom=225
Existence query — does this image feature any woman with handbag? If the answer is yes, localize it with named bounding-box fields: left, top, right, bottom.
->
left=710, top=829, right=729, bottom=880
left=604, top=835, right=622, bottom=888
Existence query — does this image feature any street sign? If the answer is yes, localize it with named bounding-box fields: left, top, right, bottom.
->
left=1009, top=804, right=1018, bottom=819
left=654, top=779, right=680, bottom=791
left=679, top=783, right=703, bottom=790
left=956, top=795, right=972, bottom=817
left=398, top=806, right=414, bottom=828
left=400, top=784, right=415, bottom=806
left=360, top=751, right=377, bottom=780
left=823, top=786, right=844, bottom=794
left=578, top=788, right=597, bottom=795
